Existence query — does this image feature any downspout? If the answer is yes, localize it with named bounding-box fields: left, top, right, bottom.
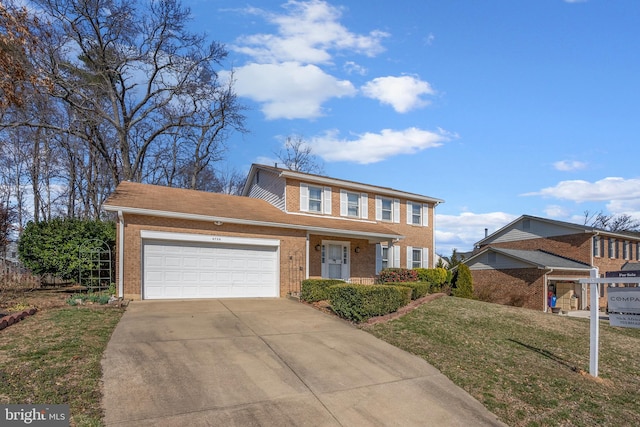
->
left=544, top=268, right=554, bottom=313
left=117, top=211, right=124, bottom=299
left=305, top=232, right=310, bottom=280
left=432, top=202, right=439, bottom=268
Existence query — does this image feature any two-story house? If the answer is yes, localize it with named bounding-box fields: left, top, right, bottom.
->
left=103, top=164, right=443, bottom=300
left=463, top=215, right=640, bottom=312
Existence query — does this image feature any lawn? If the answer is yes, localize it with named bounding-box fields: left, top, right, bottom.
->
left=0, top=292, right=124, bottom=426
left=362, top=296, right=640, bottom=427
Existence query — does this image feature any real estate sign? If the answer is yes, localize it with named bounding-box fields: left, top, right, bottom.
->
left=607, top=287, right=640, bottom=329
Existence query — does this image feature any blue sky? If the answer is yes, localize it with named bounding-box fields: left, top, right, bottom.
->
left=185, top=0, right=640, bottom=255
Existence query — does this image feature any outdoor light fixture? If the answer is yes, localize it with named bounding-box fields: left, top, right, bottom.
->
left=354, top=246, right=360, bottom=253
left=315, top=244, right=321, bottom=251
left=214, top=221, right=223, bottom=226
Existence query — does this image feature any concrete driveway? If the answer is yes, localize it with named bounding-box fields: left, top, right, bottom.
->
left=102, top=298, right=505, bottom=426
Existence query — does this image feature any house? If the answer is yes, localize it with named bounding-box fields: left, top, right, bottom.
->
left=463, top=214, right=640, bottom=312
left=102, top=164, right=443, bottom=300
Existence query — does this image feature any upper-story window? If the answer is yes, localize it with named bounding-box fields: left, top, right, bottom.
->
left=608, top=238, right=617, bottom=259
left=407, top=201, right=429, bottom=226
left=340, top=190, right=368, bottom=219
left=375, top=196, right=399, bottom=223
left=637, top=242, right=640, bottom=261
left=623, top=241, right=630, bottom=260
left=593, top=236, right=601, bottom=258
left=300, top=183, right=331, bottom=214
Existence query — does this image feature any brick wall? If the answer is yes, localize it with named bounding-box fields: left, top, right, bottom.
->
left=488, top=234, right=592, bottom=264
left=472, top=268, right=546, bottom=310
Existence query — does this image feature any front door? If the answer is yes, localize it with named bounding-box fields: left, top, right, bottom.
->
left=322, top=241, right=350, bottom=280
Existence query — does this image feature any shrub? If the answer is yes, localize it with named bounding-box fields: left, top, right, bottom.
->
left=66, top=292, right=112, bottom=306
left=453, top=264, right=474, bottom=299
left=378, top=268, right=418, bottom=283
left=386, top=281, right=429, bottom=300
left=415, top=267, right=448, bottom=285
left=328, top=284, right=411, bottom=323
left=300, top=279, right=345, bottom=302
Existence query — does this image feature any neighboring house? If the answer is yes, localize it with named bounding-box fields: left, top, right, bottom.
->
left=102, top=164, right=443, bottom=300
left=0, top=241, right=19, bottom=266
left=464, top=215, right=640, bottom=312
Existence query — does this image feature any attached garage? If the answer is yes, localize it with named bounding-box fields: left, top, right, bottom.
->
left=141, top=231, right=280, bottom=299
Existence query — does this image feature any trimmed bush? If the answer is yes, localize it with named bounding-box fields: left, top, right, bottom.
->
left=387, top=281, right=429, bottom=300
left=328, top=284, right=411, bottom=323
left=453, top=264, right=474, bottom=299
left=300, top=279, right=345, bottom=302
left=414, top=267, right=448, bottom=285
left=378, top=268, right=418, bottom=283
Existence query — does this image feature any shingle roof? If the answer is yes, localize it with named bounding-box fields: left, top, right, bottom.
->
left=491, top=247, right=592, bottom=270
left=103, top=181, right=403, bottom=241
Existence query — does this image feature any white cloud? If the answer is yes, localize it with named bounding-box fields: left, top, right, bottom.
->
left=232, top=0, right=388, bottom=64
left=343, top=61, right=367, bottom=76
left=361, top=75, right=435, bottom=113
left=522, top=177, right=640, bottom=203
left=435, top=211, right=519, bottom=254
left=544, top=205, right=571, bottom=218
left=309, top=127, right=452, bottom=164
left=553, top=160, right=587, bottom=171
left=231, top=62, right=356, bottom=120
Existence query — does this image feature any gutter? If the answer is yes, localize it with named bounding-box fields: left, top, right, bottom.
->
left=117, top=210, right=124, bottom=299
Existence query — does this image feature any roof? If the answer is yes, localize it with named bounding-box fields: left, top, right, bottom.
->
left=465, top=247, right=592, bottom=271
left=475, top=214, right=640, bottom=247
left=242, top=163, right=445, bottom=205
left=103, top=181, right=403, bottom=242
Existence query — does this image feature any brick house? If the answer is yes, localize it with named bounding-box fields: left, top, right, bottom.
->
left=102, top=164, right=443, bottom=300
left=464, top=215, right=640, bottom=312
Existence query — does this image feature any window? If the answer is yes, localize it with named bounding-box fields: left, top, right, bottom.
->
left=609, top=238, right=617, bottom=259
left=300, top=183, right=331, bottom=214
left=593, top=236, right=601, bottom=258
left=340, top=190, right=368, bottom=218
left=637, top=242, right=640, bottom=261
left=381, top=245, right=389, bottom=270
left=411, top=248, right=422, bottom=268
left=623, top=241, right=630, bottom=260
left=406, top=246, right=428, bottom=268
left=375, top=196, right=399, bottom=223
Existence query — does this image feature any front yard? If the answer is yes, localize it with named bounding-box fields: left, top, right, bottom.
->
left=362, top=296, right=640, bottom=427
left=0, top=291, right=124, bottom=426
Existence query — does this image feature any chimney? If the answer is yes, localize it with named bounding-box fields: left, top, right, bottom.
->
left=484, top=228, right=488, bottom=238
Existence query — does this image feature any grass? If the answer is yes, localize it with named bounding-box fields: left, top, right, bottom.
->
left=0, top=306, right=124, bottom=426
left=362, top=296, right=640, bottom=427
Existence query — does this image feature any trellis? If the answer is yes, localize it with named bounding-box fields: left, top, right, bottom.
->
left=78, top=239, right=113, bottom=292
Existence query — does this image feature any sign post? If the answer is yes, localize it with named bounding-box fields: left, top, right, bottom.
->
left=580, top=269, right=640, bottom=377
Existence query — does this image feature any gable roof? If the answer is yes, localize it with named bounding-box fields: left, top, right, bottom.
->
left=242, top=163, right=444, bottom=205
left=103, top=181, right=403, bottom=242
left=465, top=247, right=592, bottom=271
left=475, top=214, right=640, bottom=247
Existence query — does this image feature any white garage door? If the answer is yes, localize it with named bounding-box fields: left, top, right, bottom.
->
left=142, top=239, right=279, bottom=299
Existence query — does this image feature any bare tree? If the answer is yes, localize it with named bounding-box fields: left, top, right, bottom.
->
left=7, top=0, right=245, bottom=187
left=275, top=135, right=324, bottom=174
left=584, top=210, right=640, bottom=232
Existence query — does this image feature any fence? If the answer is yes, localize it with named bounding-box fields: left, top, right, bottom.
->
left=0, top=261, right=40, bottom=291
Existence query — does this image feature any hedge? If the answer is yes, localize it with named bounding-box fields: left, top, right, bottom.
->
left=328, top=284, right=411, bottom=323
left=300, top=279, right=346, bottom=302
left=386, top=281, right=429, bottom=300
left=378, top=268, right=418, bottom=283
left=414, top=267, right=448, bottom=285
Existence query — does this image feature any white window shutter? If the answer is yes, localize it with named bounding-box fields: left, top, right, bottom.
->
left=361, top=193, right=368, bottom=219
left=375, top=196, right=382, bottom=220
left=423, top=204, right=429, bottom=226
left=340, top=190, right=347, bottom=216
left=393, top=199, right=400, bottom=223
left=375, top=243, right=382, bottom=274
left=406, top=201, right=412, bottom=224
left=423, top=248, right=429, bottom=268
left=300, top=183, right=309, bottom=212
left=323, top=187, right=332, bottom=214
left=393, top=245, right=400, bottom=268
left=406, top=246, right=413, bottom=268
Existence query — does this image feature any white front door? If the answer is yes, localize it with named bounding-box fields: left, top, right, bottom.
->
left=321, top=241, right=350, bottom=280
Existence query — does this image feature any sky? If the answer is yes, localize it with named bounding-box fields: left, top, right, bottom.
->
left=183, top=0, right=640, bottom=255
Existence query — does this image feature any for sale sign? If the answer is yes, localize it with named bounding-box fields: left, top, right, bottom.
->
left=608, top=287, right=640, bottom=329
